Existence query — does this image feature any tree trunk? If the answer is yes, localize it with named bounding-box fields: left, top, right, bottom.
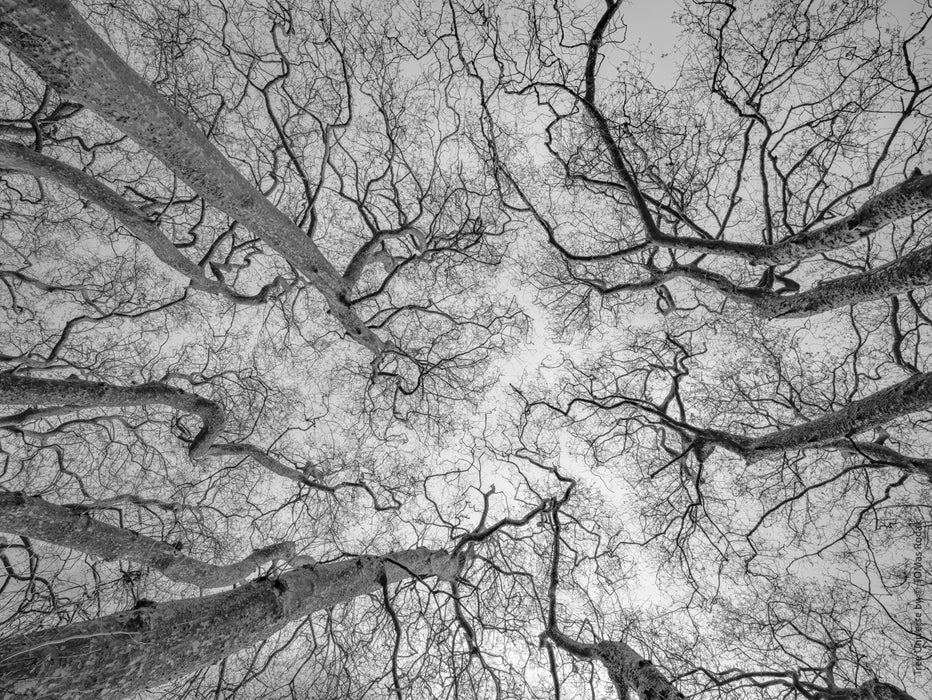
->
left=0, top=492, right=295, bottom=588
left=659, top=244, right=932, bottom=319
left=0, top=373, right=225, bottom=458
left=848, top=680, right=919, bottom=700
left=0, top=0, right=383, bottom=354
left=0, top=547, right=460, bottom=699
left=594, top=640, right=685, bottom=700
left=757, top=244, right=932, bottom=318
left=545, top=629, right=684, bottom=700
left=650, top=170, right=932, bottom=265
left=593, top=243, right=932, bottom=318
left=700, top=372, right=932, bottom=464
left=0, top=140, right=281, bottom=304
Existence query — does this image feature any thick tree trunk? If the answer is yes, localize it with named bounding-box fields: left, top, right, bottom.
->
left=0, top=140, right=281, bottom=303
left=0, top=492, right=294, bottom=588
left=0, top=547, right=460, bottom=699
left=650, top=170, right=932, bottom=265
left=757, top=244, right=932, bottom=318
left=846, top=680, right=919, bottom=700
left=0, top=0, right=383, bottom=354
left=0, top=373, right=225, bottom=458
left=657, top=244, right=932, bottom=318
left=595, top=640, right=685, bottom=700
left=594, top=243, right=932, bottom=318
left=700, top=372, right=932, bottom=464
left=546, top=629, right=684, bottom=700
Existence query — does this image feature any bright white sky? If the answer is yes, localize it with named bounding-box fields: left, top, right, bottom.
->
left=620, top=0, right=681, bottom=86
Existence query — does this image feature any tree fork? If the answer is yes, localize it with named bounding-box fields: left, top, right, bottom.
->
left=597, top=244, right=932, bottom=319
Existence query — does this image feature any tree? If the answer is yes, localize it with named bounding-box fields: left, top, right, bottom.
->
left=0, top=0, right=930, bottom=699
left=0, top=546, right=461, bottom=698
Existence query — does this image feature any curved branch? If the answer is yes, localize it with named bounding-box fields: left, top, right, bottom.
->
left=0, top=373, right=225, bottom=458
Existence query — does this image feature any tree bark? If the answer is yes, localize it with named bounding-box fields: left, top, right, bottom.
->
left=544, top=503, right=683, bottom=700
left=846, top=680, right=919, bottom=700
left=697, top=372, right=932, bottom=465
left=594, top=640, right=685, bottom=700
left=578, top=1, right=932, bottom=271
left=0, top=373, right=225, bottom=458
left=620, top=245, right=932, bottom=319
left=756, top=244, right=932, bottom=318
left=209, top=443, right=322, bottom=488
left=0, top=547, right=461, bottom=699
left=0, top=492, right=294, bottom=588
left=0, top=140, right=282, bottom=304
left=650, top=170, right=932, bottom=265
left=546, top=629, right=685, bottom=700
left=828, top=439, right=932, bottom=479
left=0, top=0, right=384, bottom=354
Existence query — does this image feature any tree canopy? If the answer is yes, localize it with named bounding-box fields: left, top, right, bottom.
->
left=0, top=0, right=930, bottom=698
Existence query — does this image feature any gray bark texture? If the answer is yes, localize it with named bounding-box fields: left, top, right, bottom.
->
left=0, top=0, right=384, bottom=354
left=675, top=372, right=932, bottom=480
left=545, top=629, right=684, bottom=700
left=757, top=244, right=932, bottom=318
left=0, top=547, right=461, bottom=699
left=595, top=640, right=685, bottom=700
left=651, top=170, right=932, bottom=265
left=0, top=492, right=294, bottom=588
left=701, top=371, right=932, bottom=462
left=0, top=140, right=284, bottom=304
left=593, top=242, right=932, bottom=318
left=650, top=244, right=932, bottom=319
left=0, top=373, right=225, bottom=458
left=846, top=680, right=919, bottom=700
